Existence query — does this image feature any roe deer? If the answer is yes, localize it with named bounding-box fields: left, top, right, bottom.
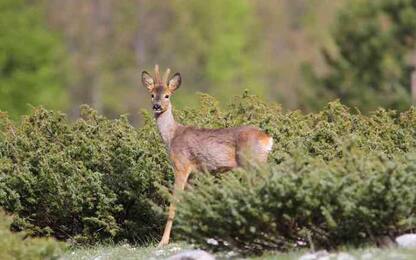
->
left=141, top=65, right=273, bottom=246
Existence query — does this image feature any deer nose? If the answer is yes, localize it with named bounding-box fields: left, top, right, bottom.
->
left=152, top=104, right=162, bottom=111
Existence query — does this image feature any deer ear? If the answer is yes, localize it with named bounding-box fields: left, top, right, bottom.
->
left=168, top=73, right=181, bottom=92
left=141, top=71, right=154, bottom=91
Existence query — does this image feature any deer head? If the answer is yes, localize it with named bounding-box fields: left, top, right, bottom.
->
left=141, top=65, right=181, bottom=115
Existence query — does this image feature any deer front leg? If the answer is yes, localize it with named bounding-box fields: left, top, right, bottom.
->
left=158, top=167, right=191, bottom=247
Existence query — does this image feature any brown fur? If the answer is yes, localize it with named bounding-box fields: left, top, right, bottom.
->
left=141, top=65, right=273, bottom=246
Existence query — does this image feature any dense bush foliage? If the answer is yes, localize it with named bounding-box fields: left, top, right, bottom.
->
left=174, top=94, right=416, bottom=254
left=0, top=210, right=64, bottom=260
left=176, top=153, right=416, bottom=254
left=1, top=93, right=416, bottom=254
left=0, top=106, right=172, bottom=243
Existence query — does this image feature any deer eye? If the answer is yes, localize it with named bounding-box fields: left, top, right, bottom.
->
left=151, top=94, right=154, bottom=98
left=165, top=95, right=170, bottom=99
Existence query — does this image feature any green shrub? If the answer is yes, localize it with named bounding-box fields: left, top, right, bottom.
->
left=0, top=210, right=65, bottom=260
left=172, top=94, right=416, bottom=254
left=176, top=152, right=416, bottom=254
left=0, top=106, right=172, bottom=243
left=1, top=93, right=416, bottom=252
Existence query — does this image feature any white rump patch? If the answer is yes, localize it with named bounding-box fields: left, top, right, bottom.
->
left=264, top=137, right=273, bottom=152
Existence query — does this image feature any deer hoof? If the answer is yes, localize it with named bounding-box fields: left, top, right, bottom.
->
left=158, top=239, right=169, bottom=247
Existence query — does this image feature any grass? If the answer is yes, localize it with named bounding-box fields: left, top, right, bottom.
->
left=62, top=242, right=416, bottom=260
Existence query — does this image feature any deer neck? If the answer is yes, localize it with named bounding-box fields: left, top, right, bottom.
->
left=155, top=104, right=178, bottom=148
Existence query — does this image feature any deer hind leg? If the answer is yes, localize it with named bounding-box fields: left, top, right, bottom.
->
left=158, top=161, right=192, bottom=247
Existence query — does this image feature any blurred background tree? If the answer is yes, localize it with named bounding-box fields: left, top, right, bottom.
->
left=161, top=0, right=262, bottom=107
left=0, top=0, right=68, bottom=119
left=1, top=0, right=416, bottom=123
left=304, top=0, right=416, bottom=111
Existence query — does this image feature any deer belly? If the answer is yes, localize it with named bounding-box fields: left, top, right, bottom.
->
left=193, top=146, right=238, bottom=173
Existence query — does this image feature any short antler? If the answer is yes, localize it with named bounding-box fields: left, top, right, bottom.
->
left=163, top=68, right=171, bottom=84
left=154, top=64, right=161, bottom=84
left=152, top=65, right=171, bottom=85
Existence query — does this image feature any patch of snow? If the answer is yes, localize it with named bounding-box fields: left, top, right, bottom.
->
left=166, top=249, right=215, bottom=260
left=396, top=234, right=416, bottom=249
left=299, top=250, right=329, bottom=260
left=206, top=238, right=219, bottom=246
left=296, top=240, right=307, bottom=246
left=361, top=251, right=373, bottom=260
left=336, top=252, right=355, bottom=260
left=317, top=255, right=331, bottom=260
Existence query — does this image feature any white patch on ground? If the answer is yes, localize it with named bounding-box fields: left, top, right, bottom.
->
left=396, top=234, right=416, bottom=249
left=296, top=240, right=307, bottom=246
left=336, top=252, right=355, bottom=260
left=299, top=251, right=357, bottom=260
left=166, top=249, right=215, bottom=260
left=299, top=250, right=329, bottom=260
left=206, top=238, right=218, bottom=246
left=361, top=251, right=374, bottom=260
